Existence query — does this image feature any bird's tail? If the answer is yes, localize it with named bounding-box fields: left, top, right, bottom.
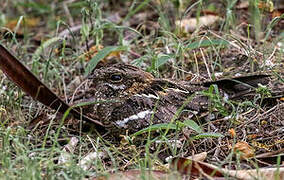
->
left=202, top=74, right=283, bottom=99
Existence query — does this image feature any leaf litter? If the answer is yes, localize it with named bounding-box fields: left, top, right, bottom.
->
left=0, top=0, right=283, bottom=179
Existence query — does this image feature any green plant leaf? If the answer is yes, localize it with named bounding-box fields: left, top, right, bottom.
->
left=193, top=132, right=223, bottom=140
left=124, top=0, right=151, bottom=22
left=33, top=37, right=64, bottom=60
left=155, top=54, right=173, bottom=68
left=183, top=120, right=203, bottom=133
left=84, top=46, right=128, bottom=76
left=81, top=23, right=90, bottom=38
left=131, top=123, right=177, bottom=137
left=186, top=39, right=228, bottom=50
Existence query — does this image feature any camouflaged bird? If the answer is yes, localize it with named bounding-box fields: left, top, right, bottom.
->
left=69, top=63, right=269, bottom=134
left=0, top=45, right=278, bottom=134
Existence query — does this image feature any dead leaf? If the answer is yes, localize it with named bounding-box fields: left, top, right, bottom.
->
left=227, top=167, right=284, bottom=179
left=187, top=152, right=208, bottom=162
left=80, top=45, right=122, bottom=64
left=169, top=152, right=223, bottom=178
left=234, top=141, right=255, bottom=160
left=256, top=148, right=284, bottom=165
left=176, top=15, right=221, bottom=33
left=170, top=157, right=223, bottom=177
left=237, top=0, right=274, bottom=12
left=170, top=157, right=284, bottom=179
left=236, top=1, right=249, bottom=9
left=258, top=0, right=274, bottom=12
left=272, top=10, right=282, bottom=17
left=93, top=170, right=179, bottom=180
left=228, top=128, right=236, bottom=138
left=5, top=17, right=40, bottom=31
left=82, top=45, right=104, bottom=61
left=247, top=134, right=258, bottom=139
left=252, top=141, right=272, bottom=151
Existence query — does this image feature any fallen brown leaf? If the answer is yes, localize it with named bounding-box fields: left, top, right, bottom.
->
left=258, top=1, right=274, bottom=12
left=234, top=141, right=255, bottom=160
left=170, top=157, right=223, bottom=177
left=81, top=45, right=122, bottom=62
left=93, top=170, right=179, bottom=180
left=5, top=17, right=40, bottom=31
left=170, top=157, right=284, bottom=179
left=255, top=148, right=284, bottom=165
left=228, top=128, right=236, bottom=138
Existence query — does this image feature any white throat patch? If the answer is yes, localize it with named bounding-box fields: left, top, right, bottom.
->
left=105, top=83, right=126, bottom=90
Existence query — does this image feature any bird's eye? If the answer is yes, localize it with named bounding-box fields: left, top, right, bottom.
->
left=110, top=74, right=122, bottom=82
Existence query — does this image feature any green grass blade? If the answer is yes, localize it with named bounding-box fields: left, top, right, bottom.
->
left=186, top=39, right=228, bottom=50
left=131, top=123, right=177, bottom=137
left=183, top=120, right=203, bottom=133
left=123, top=0, right=151, bottom=22
left=84, top=46, right=128, bottom=76
left=155, top=54, right=174, bottom=68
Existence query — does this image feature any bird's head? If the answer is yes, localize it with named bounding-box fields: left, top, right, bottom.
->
left=78, top=63, right=154, bottom=100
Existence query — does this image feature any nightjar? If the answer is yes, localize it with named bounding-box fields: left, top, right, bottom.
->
left=70, top=63, right=269, bottom=134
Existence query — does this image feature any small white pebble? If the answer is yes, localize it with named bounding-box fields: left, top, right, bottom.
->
left=79, top=152, right=104, bottom=171
left=58, top=137, right=79, bottom=165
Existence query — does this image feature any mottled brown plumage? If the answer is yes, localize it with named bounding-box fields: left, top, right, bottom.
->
left=70, top=63, right=269, bottom=134
left=0, top=45, right=280, bottom=135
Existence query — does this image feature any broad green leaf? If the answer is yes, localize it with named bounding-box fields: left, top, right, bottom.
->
left=155, top=54, right=173, bottom=68
left=84, top=46, right=128, bottom=76
left=186, top=39, right=228, bottom=50
left=33, top=37, right=63, bottom=60
left=131, top=123, right=177, bottom=137
left=193, top=132, right=223, bottom=140
left=183, top=120, right=203, bottom=133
